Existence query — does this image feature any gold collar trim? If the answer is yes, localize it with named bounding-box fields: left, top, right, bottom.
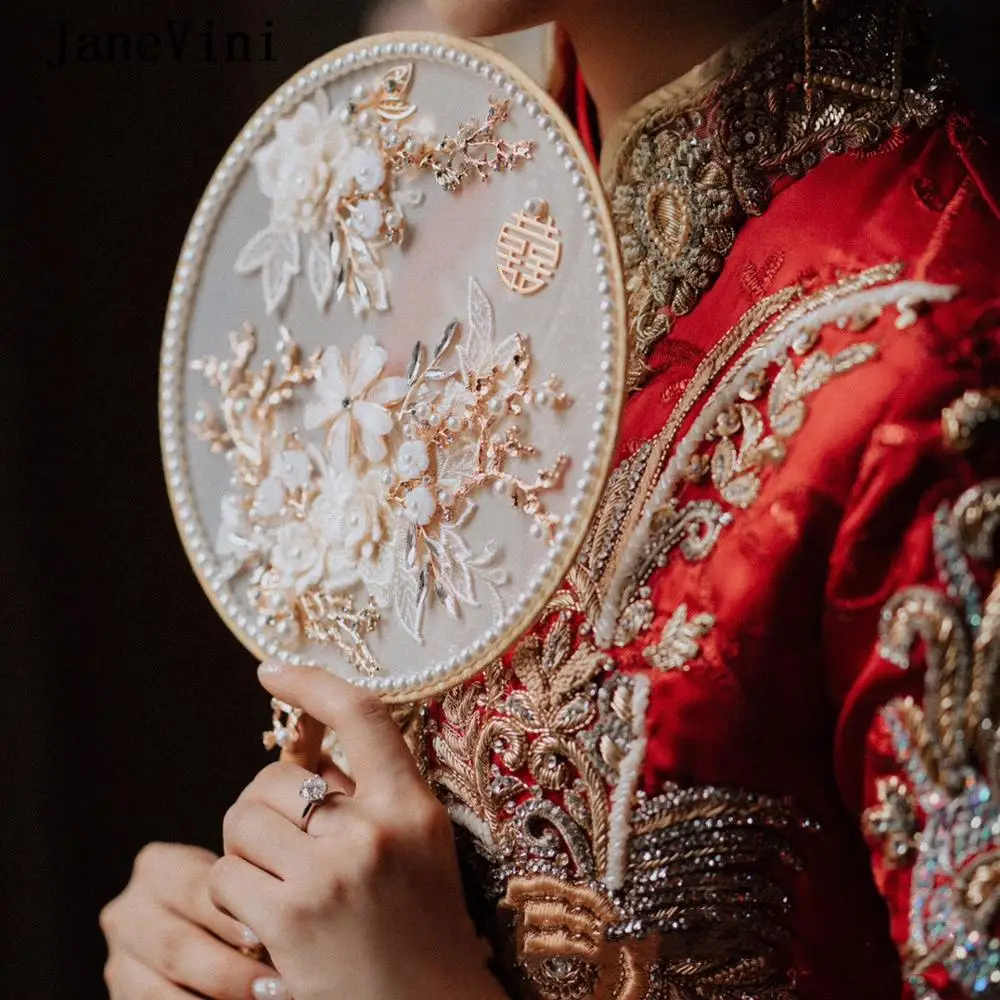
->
left=599, top=6, right=797, bottom=186
left=600, top=0, right=947, bottom=391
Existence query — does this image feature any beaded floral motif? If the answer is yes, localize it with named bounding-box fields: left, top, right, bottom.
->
left=608, top=3, right=946, bottom=389
left=236, top=62, right=532, bottom=316
left=423, top=596, right=811, bottom=999
left=866, top=468, right=1000, bottom=998
left=593, top=267, right=959, bottom=648
left=190, top=277, right=571, bottom=672
left=642, top=604, right=715, bottom=672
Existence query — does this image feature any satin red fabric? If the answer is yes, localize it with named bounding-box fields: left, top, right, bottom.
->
left=599, top=98, right=1000, bottom=996
left=424, top=73, right=1000, bottom=997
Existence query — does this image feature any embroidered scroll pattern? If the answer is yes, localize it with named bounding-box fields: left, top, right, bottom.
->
left=608, top=3, right=947, bottom=389
left=423, top=597, right=810, bottom=999
left=863, top=400, right=1000, bottom=1000
left=592, top=268, right=960, bottom=648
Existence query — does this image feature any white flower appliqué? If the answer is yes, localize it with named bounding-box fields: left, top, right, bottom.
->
left=395, top=440, right=429, bottom=479
left=403, top=485, right=436, bottom=525
left=310, top=467, right=395, bottom=598
left=233, top=64, right=533, bottom=318
left=304, top=335, right=408, bottom=470
left=271, top=519, right=327, bottom=594
left=253, top=101, right=349, bottom=233
left=253, top=449, right=312, bottom=518
left=191, top=277, right=571, bottom=672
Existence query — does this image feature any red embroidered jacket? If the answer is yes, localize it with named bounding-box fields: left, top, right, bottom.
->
left=401, top=9, right=1000, bottom=999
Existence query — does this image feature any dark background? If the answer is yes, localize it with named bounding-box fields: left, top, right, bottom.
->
left=4, top=4, right=367, bottom=998
left=3, top=3, right=999, bottom=999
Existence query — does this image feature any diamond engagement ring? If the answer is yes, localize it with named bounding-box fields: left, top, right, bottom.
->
left=298, top=774, right=330, bottom=821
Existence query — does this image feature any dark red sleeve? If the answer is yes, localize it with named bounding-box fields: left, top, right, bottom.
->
left=824, top=331, right=1000, bottom=998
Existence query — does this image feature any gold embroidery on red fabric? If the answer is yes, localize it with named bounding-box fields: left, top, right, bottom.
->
left=608, top=4, right=946, bottom=390
left=595, top=267, right=959, bottom=648
left=642, top=604, right=715, bottom=672
left=420, top=599, right=810, bottom=999
left=573, top=285, right=804, bottom=638
left=698, top=342, right=879, bottom=509
left=865, top=437, right=1000, bottom=997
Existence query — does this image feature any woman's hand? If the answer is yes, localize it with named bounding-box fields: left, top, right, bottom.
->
left=101, top=842, right=276, bottom=999
left=210, top=662, right=507, bottom=1000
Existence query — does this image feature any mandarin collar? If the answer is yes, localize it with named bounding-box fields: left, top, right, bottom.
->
left=598, top=5, right=797, bottom=186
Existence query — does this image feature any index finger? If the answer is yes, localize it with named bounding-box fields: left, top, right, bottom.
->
left=257, top=661, right=420, bottom=793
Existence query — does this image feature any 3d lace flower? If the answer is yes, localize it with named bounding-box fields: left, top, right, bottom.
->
left=234, top=63, right=532, bottom=318
left=304, top=335, right=408, bottom=469
left=191, top=278, right=572, bottom=673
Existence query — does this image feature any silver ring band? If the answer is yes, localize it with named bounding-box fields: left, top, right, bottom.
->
left=298, top=774, right=330, bottom=824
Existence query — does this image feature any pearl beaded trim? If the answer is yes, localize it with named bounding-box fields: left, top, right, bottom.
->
left=159, top=33, right=626, bottom=697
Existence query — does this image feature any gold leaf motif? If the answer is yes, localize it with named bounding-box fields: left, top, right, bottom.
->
left=643, top=604, right=716, bottom=672
left=543, top=613, right=574, bottom=675
left=703, top=345, right=879, bottom=516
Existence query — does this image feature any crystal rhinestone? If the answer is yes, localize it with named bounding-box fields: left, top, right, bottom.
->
left=543, top=957, right=574, bottom=980
left=299, top=774, right=329, bottom=804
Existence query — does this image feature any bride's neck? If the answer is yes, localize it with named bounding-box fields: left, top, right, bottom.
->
left=561, top=0, right=783, bottom=135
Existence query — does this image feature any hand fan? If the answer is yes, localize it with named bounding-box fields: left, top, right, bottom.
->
left=159, top=32, right=625, bottom=715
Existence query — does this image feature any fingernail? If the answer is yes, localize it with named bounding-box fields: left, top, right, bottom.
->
left=252, top=978, right=288, bottom=1000
left=238, top=922, right=260, bottom=947
left=258, top=660, right=285, bottom=676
